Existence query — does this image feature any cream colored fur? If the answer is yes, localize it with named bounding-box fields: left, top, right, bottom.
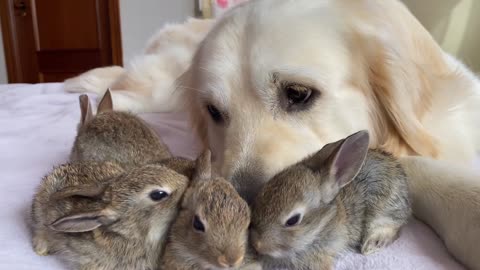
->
left=64, top=66, right=125, bottom=95
left=180, top=0, right=480, bottom=267
left=64, top=18, right=214, bottom=113
left=63, top=1, right=480, bottom=267
left=184, top=0, right=480, bottom=173
left=400, top=156, right=480, bottom=270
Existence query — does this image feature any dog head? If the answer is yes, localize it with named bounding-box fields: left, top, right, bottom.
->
left=182, top=0, right=446, bottom=202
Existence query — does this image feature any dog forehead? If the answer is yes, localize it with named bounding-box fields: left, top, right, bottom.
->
left=248, top=19, right=348, bottom=84
left=192, top=22, right=246, bottom=106
left=194, top=0, right=349, bottom=102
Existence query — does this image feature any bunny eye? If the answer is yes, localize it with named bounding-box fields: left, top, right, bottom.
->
left=149, top=190, right=169, bottom=201
left=285, top=213, right=302, bottom=227
left=193, top=215, right=205, bottom=232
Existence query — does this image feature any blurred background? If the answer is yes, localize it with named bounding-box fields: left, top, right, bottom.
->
left=403, top=0, right=480, bottom=72
left=0, top=0, right=478, bottom=84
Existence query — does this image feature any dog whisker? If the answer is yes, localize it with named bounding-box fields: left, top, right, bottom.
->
left=198, top=66, right=223, bottom=80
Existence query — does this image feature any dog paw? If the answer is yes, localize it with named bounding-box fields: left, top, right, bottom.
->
left=361, top=226, right=399, bottom=255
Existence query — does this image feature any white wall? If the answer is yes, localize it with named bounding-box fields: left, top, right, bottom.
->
left=119, top=0, right=195, bottom=63
left=403, top=0, right=480, bottom=72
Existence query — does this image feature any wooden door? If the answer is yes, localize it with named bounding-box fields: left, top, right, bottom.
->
left=0, top=0, right=122, bottom=83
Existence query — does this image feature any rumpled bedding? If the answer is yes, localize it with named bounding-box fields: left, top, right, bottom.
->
left=0, top=83, right=467, bottom=269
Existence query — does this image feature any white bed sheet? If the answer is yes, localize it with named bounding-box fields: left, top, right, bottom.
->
left=0, top=83, right=466, bottom=270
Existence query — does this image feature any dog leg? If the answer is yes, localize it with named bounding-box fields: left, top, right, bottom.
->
left=400, top=156, right=480, bottom=270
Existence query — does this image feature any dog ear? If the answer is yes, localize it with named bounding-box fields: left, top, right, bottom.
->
left=366, top=43, right=439, bottom=158
left=348, top=0, right=446, bottom=158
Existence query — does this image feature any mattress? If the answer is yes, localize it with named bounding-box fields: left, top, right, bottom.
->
left=0, top=83, right=466, bottom=269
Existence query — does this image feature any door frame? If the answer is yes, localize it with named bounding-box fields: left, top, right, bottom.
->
left=0, top=0, right=123, bottom=83
left=0, top=0, right=21, bottom=83
left=108, top=0, right=123, bottom=66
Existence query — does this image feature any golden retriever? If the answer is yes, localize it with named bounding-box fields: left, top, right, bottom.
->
left=66, top=1, right=480, bottom=268
left=180, top=0, right=480, bottom=268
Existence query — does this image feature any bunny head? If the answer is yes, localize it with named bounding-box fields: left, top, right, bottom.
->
left=50, top=164, right=189, bottom=250
left=169, top=150, right=251, bottom=269
left=250, top=131, right=370, bottom=258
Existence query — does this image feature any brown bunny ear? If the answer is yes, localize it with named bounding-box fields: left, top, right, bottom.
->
left=49, top=209, right=118, bottom=233
left=79, top=94, right=93, bottom=126
left=51, top=184, right=108, bottom=201
left=328, top=130, right=369, bottom=187
left=192, top=149, right=212, bottom=181
left=306, top=131, right=369, bottom=201
left=97, top=88, right=113, bottom=113
left=182, top=150, right=212, bottom=209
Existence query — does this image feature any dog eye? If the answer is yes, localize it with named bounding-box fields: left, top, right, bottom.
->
left=193, top=215, right=205, bottom=232
left=149, top=190, right=169, bottom=201
left=285, top=213, right=302, bottom=227
left=281, top=84, right=316, bottom=112
left=206, top=105, right=223, bottom=123
left=286, top=86, right=311, bottom=104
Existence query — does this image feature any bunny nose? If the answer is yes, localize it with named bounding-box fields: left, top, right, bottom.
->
left=217, top=254, right=244, bottom=268
left=254, top=240, right=275, bottom=255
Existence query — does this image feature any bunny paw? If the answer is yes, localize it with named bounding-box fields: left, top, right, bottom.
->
left=33, top=235, right=50, bottom=256
left=361, top=226, right=399, bottom=255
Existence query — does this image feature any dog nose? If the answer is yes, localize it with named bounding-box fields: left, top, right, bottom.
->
left=217, top=254, right=244, bottom=268
left=231, top=168, right=265, bottom=204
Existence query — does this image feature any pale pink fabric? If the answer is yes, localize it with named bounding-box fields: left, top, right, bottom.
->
left=0, top=83, right=465, bottom=269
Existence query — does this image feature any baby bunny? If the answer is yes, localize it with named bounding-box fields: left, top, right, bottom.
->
left=161, top=150, right=260, bottom=270
left=250, top=131, right=411, bottom=270
left=31, top=161, right=124, bottom=257
left=31, top=161, right=190, bottom=270
left=70, top=89, right=172, bottom=168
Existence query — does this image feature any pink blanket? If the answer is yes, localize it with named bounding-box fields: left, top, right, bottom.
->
left=0, top=83, right=465, bottom=269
